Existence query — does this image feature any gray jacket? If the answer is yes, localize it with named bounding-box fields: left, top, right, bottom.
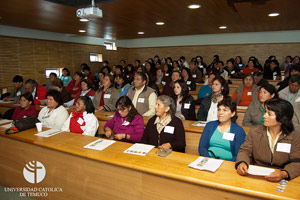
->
left=8, top=86, right=26, bottom=100
left=92, top=87, right=119, bottom=112
left=242, top=100, right=263, bottom=127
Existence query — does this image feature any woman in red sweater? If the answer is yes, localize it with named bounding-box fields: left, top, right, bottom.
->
left=11, top=93, right=38, bottom=120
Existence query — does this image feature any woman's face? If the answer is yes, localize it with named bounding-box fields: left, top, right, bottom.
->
left=156, top=69, right=162, bottom=77
left=293, top=57, right=300, bottom=64
left=212, top=80, right=223, bottom=94
left=81, top=81, right=89, bottom=91
left=164, top=65, right=169, bottom=72
left=146, top=63, right=151, bottom=71
left=263, top=107, right=281, bottom=128
left=117, top=105, right=130, bottom=118
left=236, top=57, right=241, bottom=63
left=259, top=88, right=274, bottom=103
left=73, top=74, right=80, bottom=81
left=171, top=72, right=180, bottom=82
left=102, top=76, right=111, bottom=88
left=248, top=60, right=254, bottom=68
left=208, top=75, right=216, bottom=86
left=137, top=67, right=143, bottom=72
left=173, top=62, right=178, bottom=68
left=244, top=76, right=254, bottom=87
left=20, top=96, right=31, bottom=109
left=181, top=69, right=188, bottom=78
left=217, top=105, right=234, bottom=123
left=103, top=68, right=108, bottom=75
left=99, top=73, right=104, bottom=81
left=155, top=99, right=169, bottom=117
left=174, top=83, right=182, bottom=96
left=227, top=61, right=233, bottom=68
left=286, top=57, right=292, bottom=63
left=46, top=96, right=58, bottom=109
left=116, top=76, right=124, bottom=86
left=75, top=99, right=86, bottom=112
left=63, top=70, right=68, bottom=76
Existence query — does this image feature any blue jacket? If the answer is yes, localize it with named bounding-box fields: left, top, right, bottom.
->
left=198, top=120, right=246, bottom=161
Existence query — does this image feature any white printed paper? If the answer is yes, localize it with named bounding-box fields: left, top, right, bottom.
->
left=0, top=119, right=13, bottom=124
left=138, top=98, right=145, bottom=103
left=188, top=157, right=224, bottom=172
left=124, top=143, right=155, bottom=156
left=276, top=143, right=291, bottom=153
left=164, top=126, right=174, bottom=134
left=34, top=129, right=62, bottom=138
left=222, top=132, right=235, bottom=141
left=84, top=139, right=116, bottom=151
left=237, top=106, right=248, bottom=110
left=192, top=121, right=207, bottom=127
left=0, top=123, right=12, bottom=130
left=0, top=100, right=13, bottom=104
left=104, top=94, right=111, bottom=99
left=247, top=165, right=275, bottom=176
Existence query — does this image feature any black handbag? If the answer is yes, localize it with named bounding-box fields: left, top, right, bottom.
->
left=5, top=116, right=40, bottom=135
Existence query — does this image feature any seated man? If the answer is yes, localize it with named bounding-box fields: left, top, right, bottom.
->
left=3, top=75, right=25, bottom=101
left=24, top=79, right=47, bottom=105
left=127, top=72, right=157, bottom=117
left=279, top=74, right=300, bottom=107
left=45, top=72, right=58, bottom=90
left=253, top=72, right=268, bottom=87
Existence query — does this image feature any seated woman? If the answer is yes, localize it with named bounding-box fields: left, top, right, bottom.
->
left=38, top=90, right=69, bottom=129
left=198, top=97, right=246, bottom=161
left=243, top=83, right=277, bottom=126
left=232, top=73, right=259, bottom=106
left=92, top=75, right=119, bottom=112
left=141, top=95, right=186, bottom=152
left=181, top=68, right=196, bottom=91
left=197, top=73, right=216, bottom=103
left=242, top=60, right=260, bottom=74
left=161, top=70, right=181, bottom=96
left=104, top=96, right=144, bottom=143
left=11, top=93, right=38, bottom=120
left=236, top=98, right=300, bottom=182
left=172, top=80, right=196, bottom=120
left=61, top=96, right=99, bottom=136
left=116, top=74, right=131, bottom=97
left=60, top=67, right=72, bottom=86
left=197, top=76, right=229, bottom=122
left=50, top=78, right=72, bottom=104
left=65, top=71, right=83, bottom=94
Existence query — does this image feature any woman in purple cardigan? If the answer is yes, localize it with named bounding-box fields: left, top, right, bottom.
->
left=104, top=96, right=144, bottom=143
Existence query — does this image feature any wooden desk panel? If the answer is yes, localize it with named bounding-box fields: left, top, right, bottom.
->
left=0, top=130, right=299, bottom=200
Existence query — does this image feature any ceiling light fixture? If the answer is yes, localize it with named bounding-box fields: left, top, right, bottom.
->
left=79, top=30, right=86, bottom=33
left=268, top=13, right=280, bottom=17
left=156, top=22, right=165, bottom=25
left=188, top=4, right=201, bottom=9
left=219, top=26, right=227, bottom=29
left=80, top=18, right=89, bottom=22
left=138, top=32, right=144, bottom=34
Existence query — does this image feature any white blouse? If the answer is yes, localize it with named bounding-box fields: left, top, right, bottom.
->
left=38, top=105, right=69, bottom=130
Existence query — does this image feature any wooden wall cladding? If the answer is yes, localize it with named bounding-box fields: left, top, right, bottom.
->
left=126, top=43, right=300, bottom=66
left=0, top=36, right=128, bottom=90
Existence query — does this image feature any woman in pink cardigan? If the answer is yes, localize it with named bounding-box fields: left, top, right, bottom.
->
left=104, top=96, right=144, bottom=143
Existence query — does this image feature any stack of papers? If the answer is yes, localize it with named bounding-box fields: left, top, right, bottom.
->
left=247, top=165, right=275, bottom=176
left=34, top=129, right=62, bottom=138
left=188, top=157, right=224, bottom=172
left=84, top=139, right=116, bottom=151
left=0, top=119, right=13, bottom=124
left=192, top=121, right=207, bottom=127
left=124, top=143, right=155, bottom=156
left=0, top=123, right=12, bottom=130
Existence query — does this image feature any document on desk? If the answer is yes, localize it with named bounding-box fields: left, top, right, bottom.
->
left=34, top=129, right=62, bottom=138
left=124, top=143, right=155, bottom=156
left=192, top=121, right=207, bottom=127
left=0, top=123, right=12, bottom=130
left=0, top=119, right=13, bottom=124
left=188, top=157, right=224, bottom=172
left=0, top=100, right=14, bottom=103
left=84, top=139, right=116, bottom=151
left=247, top=165, right=275, bottom=176
left=237, top=106, right=248, bottom=110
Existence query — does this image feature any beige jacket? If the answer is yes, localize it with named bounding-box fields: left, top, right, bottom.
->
left=92, top=87, right=119, bottom=112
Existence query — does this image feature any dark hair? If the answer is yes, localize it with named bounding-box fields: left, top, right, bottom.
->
left=243, top=73, right=254, bottom=83
left=74, top=71, right=83, bottom=78
left=13, top=75, right=23, bottom=83
left=20, top=93, right=34, bottom=105
left=264, top=98, right=294, bottom=134
left=289, top=74, right=300, bottom=84
left=25, top=79, right=37, bottom=87
left=289, top=63, right=300, bottom=74
left=135, top=59, right=141, bottom=64
left=253, top=71, right=263, bottom=78
left=103, top=60, right=109, bottom=65
left=212, top=76, right=229, bottom=96
left=181, top=67, right=191, bottom=77
left=120, top=59, right=126, bottom=64
left=82, top=65, right=91, bottom=72
left=46, top=89, right=63, bottom=107
left=208, top=72, right=217, bottom=78
left=226, top=58, right=234, bottom=65
left=101, top=66, right=112, bottom=74
left=115, top=96, right=139, bottom=122
left=116, top=74, right=128, bottom=87
left=49, top=72, right=57, bottom=78
left=171, top=70, right=182, bottom=80
left=217, top=61, right=224, bottom=66
left=78, top=96, right=95, bottom=114
left=260, top=83, right=278, bottom=99
left=174, top=80, right=189, bottom=97
left=217, top=97, right=237, bottom=123
left=235, top=56, right=243, bottom=64
left=105, top=75, right=115, bottom=88
left=51, top=78, right=64, bottom=89
left=62, top=68, right=70, bottom=76
left=115, top=65, right=123, bottom=72
left=81, top=79, right=93, bottom=90
left=180, top=56, right=185, bottom=61
left=135, top=72, right=147, bottom=82
left=270, top=59, right=279, bottom=67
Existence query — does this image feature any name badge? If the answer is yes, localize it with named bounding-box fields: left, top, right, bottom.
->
left=165, top=73, right=169, bottom=77
left=77, top=118, right=84, bottom=125
left=64, top=77, right=68, bottom=80
left=127, top=75, right=129, bottom=78
left=187, top=81, right=191, bottom=85
left=231, top=70, right=235, bottom=75
left=162, top=81, right=166, bottom=85
left=164, top=126, right=174, bottom=134
left=104, top=94, right=111, bottom=99
left=122, top=121, right=130, bottom=126
left=200, top=65, right=203, bottom=68
left=276, top=143, right=291, bottom=153
left=247, top=92, right=252, bottom=96
left=138, top=98, right=144, bottom=103
left=239, top=64, right=243, bottom=67
left=192, top=74, right=197, bottom=78
left=222, top=132, right=235, bottom=141
left=184, top=103, right=190, bottom=109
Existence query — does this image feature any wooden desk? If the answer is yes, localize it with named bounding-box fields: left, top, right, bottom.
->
left=0, top=129, right=299, bottom=200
